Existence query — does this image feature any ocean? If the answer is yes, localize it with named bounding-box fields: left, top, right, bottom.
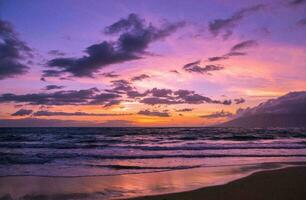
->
left=1, top=127, right=306, bottom=177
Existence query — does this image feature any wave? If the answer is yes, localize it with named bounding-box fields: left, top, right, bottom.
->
left=86, top=164, right=201, bottom=170
left=1, top=152, right=306, bottom=165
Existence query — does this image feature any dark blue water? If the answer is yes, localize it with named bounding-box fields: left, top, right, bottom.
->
left=1, top=127, right=306, bottom=176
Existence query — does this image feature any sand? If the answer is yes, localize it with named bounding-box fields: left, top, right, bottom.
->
left=125, top=166, right=306, bottom=200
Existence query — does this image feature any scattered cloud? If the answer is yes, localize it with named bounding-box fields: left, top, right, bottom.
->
left=101, top=71, right=120, bottom=78
left=230, top=40, right=258, bottom=52
left=44, top=13, right=185, bottom=78
left=141, top=88, right=232, bottom=105
left=33, top=110, right=131, bottom=117
left=11, top=109, right=33, bottom=116
left=131, top=74, right=150, bottom=81
left=208, top=40, right=257, bottom=62
left=169, top=70, right=180, bottom=74
left=138, top=109, right=170, bottom=117
left=0, top=19, right=32, bottom=80
left=297, top=18, right=306, bottom=26
left=44, top=85, right=65, bottom=90
left=200, top=110, right=233, bottom=119
left=175, top=108, right=193, bottom=112
left=289, top=0, right=306, bottom=6
left=0, top=87, right=121, bottom=106
left=48, top=50, right=66, bottom=56
left=208, top=4, right=265, bottom=39
left=183, top=60, right=223, bottom=74
left=0, top=118, right=134, bottom=127
left=234, top=98, right=246, bottom=104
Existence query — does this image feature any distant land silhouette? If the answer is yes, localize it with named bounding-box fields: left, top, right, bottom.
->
left=220, top=91, right=306, bottom=128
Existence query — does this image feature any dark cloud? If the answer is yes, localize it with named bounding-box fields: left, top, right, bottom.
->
left=11, top=109, right=33, bottom=116
left=0, top=19, right=31, bottom=80
left=101, top=71, right=120, bottom=78
left=208, top=56, right=229, bottom=62
left=176, top=108, right=193, bottom=112
left=234, top=98, right=246, bottom=104
left=230, top=40, right=258, bottom=52
left=44, top=85, right=65, bottom=90
left=0, top=88, right=121, bottom=107
left=33, top=110, right=130, bottom=117
left=140, top=88, right=232, bottom=105
left=208, top=40, right=256, bottom=62
left=103, top=99, right=122, bottom=107
left=106, top=79, right=149, bottom=99
left=126, top=90, right=149, bottom=98
left=289, top=0, right=306, bottom=5
left=48, top=50, right=66, bottom=56
left=225, top=51, right=247, bottom=57
left=131, top=74, right=150, bottom=81
left=297, top=18, right=306, bottom=26
left=137, top=109, right=170, bottom=117
left=208, top=4, right=265, bottom=39
left=0, top=118, right=134, bottom=127
left=235, top=91, right=306, bottom=118
left=42, top=69, right=63, bottom=77
left=109, top=79, right=134, bottom=93
left=200, top=110, right=233, bottom=119
left=140, top=97, right=180, bottom=105
left=149, top=88, right=172, bottom=97
left=183, top=60, right=223, bottom=74
left=170, top=70, right=180, bottom=74
left=89, top=92, right=121, bottom=105
left=45, top=13, right=184, bottom=78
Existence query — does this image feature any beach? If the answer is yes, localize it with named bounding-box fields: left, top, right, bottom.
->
left=0, top=164, right=305, bottom=199
left=126, top=166, right=306, bottom=200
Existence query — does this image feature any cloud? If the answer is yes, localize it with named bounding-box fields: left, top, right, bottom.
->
left=11, top=109, right=33, bottom=116
left=131, top=74, right=150, bottom=81
left=48, top=50, right=66, bottom=56
left=297, top=18, right=306, bottom=26
left=137, top=109, right=170, bottom=117
left=200, top=110, right=233, bottom=119
left=169, top=70, right=180, bottom=74
left=33, top=110, right=131, bottom=117
left=183, top=60, right=223, bottom=74
left=0, top=118, right=134, bottom=127
left=230, top=40, right=258, bottom=52
left=45, top=13, right=185, bottom=78
left=42, top=69, right=63, bottom=77
left=140, top=97, right=180, bottom=105
left=208, top=56, right=229, bottom=62
left=0, top=87, right=121, bottom=106
left=234, top=98, right=246, bottom=104
left=44, top=85, right=65, bottom=90
left=149, top=88, right=172, bottom=97
left=208, top=4, right=265, bottom=39
left=235, top=91, right=306, bottom=118
left=175, top=108, right=193, bottom=112
left=289, top=0, right=306, bottom=5
left=208, top=40, right=256, bottom=62
left=109, top=79, right=134, bottom=93
left=101, top=71, right=120, bottom=78
left=0, top=19, right=32, bottom=80
left=140, top=88, right=232, bottom=105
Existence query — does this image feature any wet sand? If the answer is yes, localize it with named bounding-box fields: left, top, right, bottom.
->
left=0, top=165, right=305, bottom=199
left=126, top=166, right=306, bottom=200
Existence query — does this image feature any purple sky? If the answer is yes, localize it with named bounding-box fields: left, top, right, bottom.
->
left=0, top=0, right=306, bottom=126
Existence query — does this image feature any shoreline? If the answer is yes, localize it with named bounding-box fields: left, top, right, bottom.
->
left=124, top=166, right=306, bottom=200
left=1, top=161, right=305, bottom=178
left=0, top=164, right=305, bottom=200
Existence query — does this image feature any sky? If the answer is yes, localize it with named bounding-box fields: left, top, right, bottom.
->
left=0, top=0, right=305, bottom=127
